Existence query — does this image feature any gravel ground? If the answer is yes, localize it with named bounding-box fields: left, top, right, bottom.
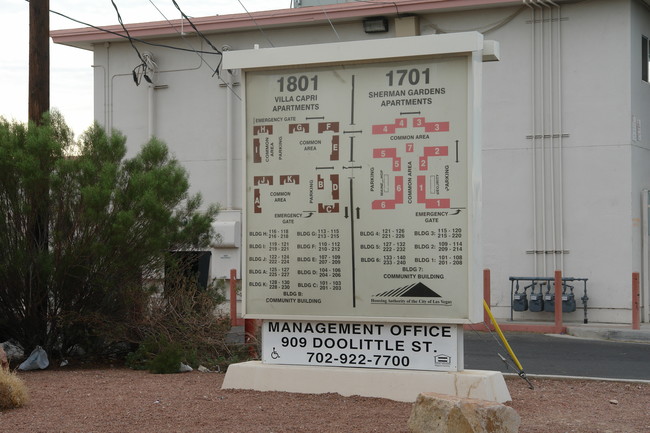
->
left=1, top=367, right=649, bottom=433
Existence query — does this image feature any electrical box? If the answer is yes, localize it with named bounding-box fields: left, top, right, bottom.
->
left=213, top=221, right=241, bottom=248
left=395, top=16, right=420, bottom=37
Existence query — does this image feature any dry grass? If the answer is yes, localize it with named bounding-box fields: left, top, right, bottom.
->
left=0, top=368, right=29, bottom=410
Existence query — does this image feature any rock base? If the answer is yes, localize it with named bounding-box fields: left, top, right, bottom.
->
left=408, top=392, right=520, bottom=433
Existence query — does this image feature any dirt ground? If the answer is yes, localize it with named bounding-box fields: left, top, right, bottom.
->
left=1, top=366, right=649, bottom=433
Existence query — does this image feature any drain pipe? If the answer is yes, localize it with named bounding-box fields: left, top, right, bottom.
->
left=226, top=71, right=234, bottom=210
left=147, top=84, right=155, bottom=139
left=541, top=0, right=558, bottom=272
left=540, top=0, right=565, bottom=272
left=524, top=0, right=539, bottom=276
left=641, top=189, right=650, bottom=323
left=535, top=0, right=548, bottom=276
left=142, top=52, right=158, bottom=139
left=90, top=63, right=108, bottom=129
left=548, top=0, right=565, bottom=271
left=222, top=45, right=239, bottom=211
left=524, top=0, right=566, bottom=276
left=529, top=0, right=547, bottom=276
left=105, top=42, right=112, bottom=132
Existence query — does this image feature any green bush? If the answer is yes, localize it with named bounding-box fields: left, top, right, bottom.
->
left=0, top=113, right=218, bottom=357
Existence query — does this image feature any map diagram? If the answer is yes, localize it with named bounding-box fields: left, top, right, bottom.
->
left=244, top=56, right=475, bottom=321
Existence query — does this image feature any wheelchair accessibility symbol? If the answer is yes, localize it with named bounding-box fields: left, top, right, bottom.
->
left=271, top=347, right=280, bottom=359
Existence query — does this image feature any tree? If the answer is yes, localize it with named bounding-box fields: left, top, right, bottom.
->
left=0, top=112, right=219, bottom=354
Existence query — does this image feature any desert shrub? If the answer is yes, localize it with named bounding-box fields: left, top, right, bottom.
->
left=125, top=271, right=240, bottom=372
left=0, top=114, right=219, bottom=355
left=0, top=369, right=29, bottom=410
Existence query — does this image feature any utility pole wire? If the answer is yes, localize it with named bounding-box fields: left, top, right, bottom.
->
left=237, top=0, right=275, bottom=47
left=110, top=0, right=146, bottom=64
left=170, top=0, right=227, bottom=77
left=147, top=0, right=240, bottom=97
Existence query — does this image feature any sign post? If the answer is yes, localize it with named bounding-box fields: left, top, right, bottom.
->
left=222, top=32, right=509, bottom=402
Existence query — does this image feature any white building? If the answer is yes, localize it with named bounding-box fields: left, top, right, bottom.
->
left=52, top=0, right=650, bottom=325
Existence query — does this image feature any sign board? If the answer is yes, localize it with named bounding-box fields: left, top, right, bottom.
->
left=262, top=320, right=461, bottom=371
left=224, top=33, right=483, bottom=324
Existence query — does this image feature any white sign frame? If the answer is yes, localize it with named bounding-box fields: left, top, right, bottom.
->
left=224, top=32, right=484, bottom=324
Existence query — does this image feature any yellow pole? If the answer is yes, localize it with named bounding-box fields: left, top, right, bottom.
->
left=483, top=299, right=524, bottom=372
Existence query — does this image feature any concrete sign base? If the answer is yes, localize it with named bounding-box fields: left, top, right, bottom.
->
left=222, top=361, right=511, bottom=403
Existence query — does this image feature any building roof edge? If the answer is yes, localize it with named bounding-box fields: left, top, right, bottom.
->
left=51, top=0, right=527, bottom=50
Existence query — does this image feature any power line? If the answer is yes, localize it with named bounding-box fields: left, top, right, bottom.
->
left=31, top=0, right=243, bottom=93
left=146, top=0, right=239, bottom=96
left=419, top=6, right=524, bottom=35
left=39, top=1, right=221, bottom=56
left=316, top=0, right=341, bottom=41
left=171, top=0, right=222, bottom=56
left=110, top=0, right=145, bottom=63
left=110, top=0, right=154, bottom=85
left=236, top=0, right=275, bottom=47
left=146, top=0, right=217, bottom=73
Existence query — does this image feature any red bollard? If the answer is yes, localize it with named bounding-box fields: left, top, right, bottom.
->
left=554, top=270, right=563, bottom=331
left=244, top=319, right=259, bottom=358
left=632, top=272, right=640, bottom=330
left=229, top=269, right=243, bottom=326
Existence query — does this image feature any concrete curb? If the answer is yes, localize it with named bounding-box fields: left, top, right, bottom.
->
left=503, top=372, right=650, bottom=385
left=466, top=320, right=650, bottom=344
left=565, top=327, right=650, bottom=344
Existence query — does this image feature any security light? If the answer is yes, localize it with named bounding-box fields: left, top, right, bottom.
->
left=363, top=17, right=388, bottom=34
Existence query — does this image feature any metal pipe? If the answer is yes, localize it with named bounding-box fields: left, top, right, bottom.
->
left=541, top=0, right=564, bottom=272
left=536, top=0, right=548, bottom=276
left=524, top=0, right=539, bottom=276
left=510, top=278, right=515, bottom=321
left=148, top=84, right=155, bottom=139
left=549, top=0, right=565, bottom=272
left=530, top=0, right=547, bottom=276
left=581, top=279, right=589, bottom=324
left=554, top=270, right=563, bottom=330
left=226, top=69, right=235, bottom=210
left=105, top=43, right=112, bottom=132
left=633, top=272, right=641, bottom=329
left=90, top=64, right=108, bottom=129
left=641, top=189, right=650, bottom=323
left=541, top=0, right=558, bottom=272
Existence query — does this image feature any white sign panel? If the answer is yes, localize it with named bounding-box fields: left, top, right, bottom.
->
left=243, top=53, right=478, bottom=322
left=262, top=320, right=460, bottom=371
